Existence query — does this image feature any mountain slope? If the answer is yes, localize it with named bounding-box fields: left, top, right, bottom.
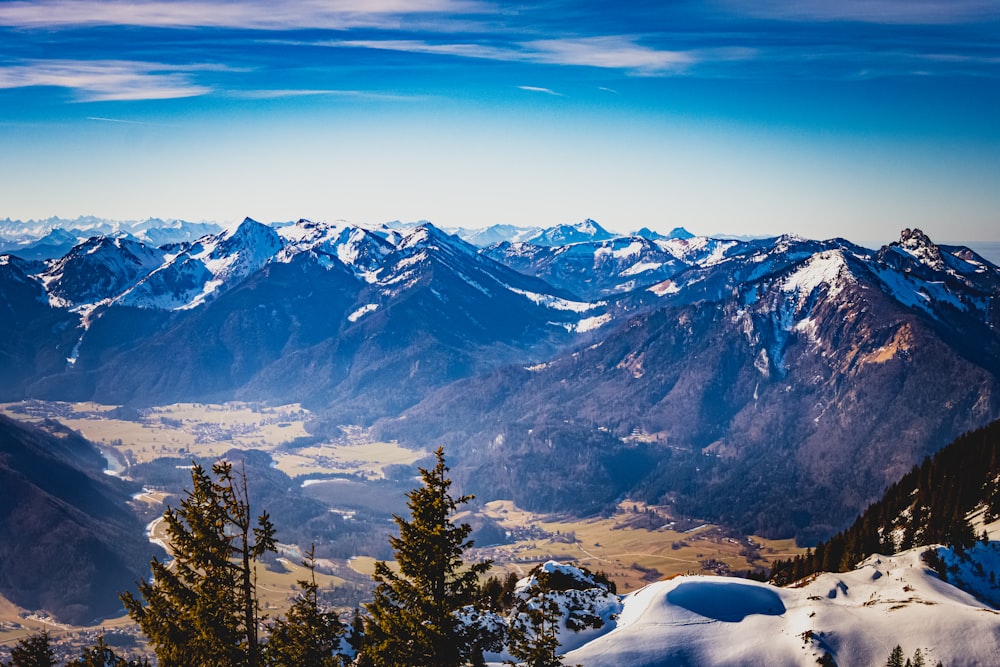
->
left=771, top=417, right=1000, bottom=583
left=12, top=221, right=581, bottom=419
left=0, top=415, right=158, bottom=625
left=42, top=236, right=167, bottom=307
left=115, top=217, right=283, bottom=310
left=564, top=420, right=1000, bottom=665
left=0, top=256, right=79, bottom=398
left=565, top=548, right=1000, bottom=666
left=381, top=231, right=1000, bottom=541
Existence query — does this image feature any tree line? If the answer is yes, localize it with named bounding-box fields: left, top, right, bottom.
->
left=3, top=447, right=595, bottom=667
left=770, top=418, right=1000, bottom=585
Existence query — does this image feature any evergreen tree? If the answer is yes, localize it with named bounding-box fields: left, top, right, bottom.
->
left=887, top=645, right=905, bottom=667
left=4, top=631, right=55, bottom=667
left=263, top=545, right=345, bottom=667
left=505, top=592, right=565, bottom=667
left=119, top=460, right=276, bottom=667
left=359, top=447, right=492, bottom=667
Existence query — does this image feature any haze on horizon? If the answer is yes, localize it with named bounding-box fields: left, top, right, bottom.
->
left=1, top=0, right=998, bottom=248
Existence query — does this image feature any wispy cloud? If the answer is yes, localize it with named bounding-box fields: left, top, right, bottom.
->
left=525, top=37, right=693, bottom=73
left=0, top=60, right=214, bottom=101
left=87, top=116, right=168, bottom=125
left=231, top=89, right=421, bottom=101
left=721, top=0, right=1000, bottom=24
left=518, top=85, right=562, bottom=96
left=0, top=0, right=490, bottom=31
left=334, top=35, right=695, bottom=75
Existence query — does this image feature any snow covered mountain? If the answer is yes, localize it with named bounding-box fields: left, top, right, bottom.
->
left=483, top=233, right=744, bottom=300
left=0, top=219, right=596, bottom=418
left=41, top=236, right=168, bottom=307
left=380, top=229, right=1000, bottom=539
left=523, top=218, right=616, bottom=246
left=452, top=223, right=544, bottom=247
left=2, top=221, right=1000, bottom=545
left=114, top=218, right=283, bottom=310
left=0, top=216, right=221, bottom=247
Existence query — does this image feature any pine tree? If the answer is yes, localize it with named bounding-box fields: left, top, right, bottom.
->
left=119, top=460, right=276, bottom=667
left=359, top=447, right=492, bottom=667
left=887, top=644, right=905, bottom=667
left=4, top=631, right=55, bottom=667
left=505, top=592, right=565, bottom=667
left=264, top=545, right=345, bottom=667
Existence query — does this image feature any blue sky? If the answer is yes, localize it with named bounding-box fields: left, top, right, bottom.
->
left=1, top=1, right=998, bottom=244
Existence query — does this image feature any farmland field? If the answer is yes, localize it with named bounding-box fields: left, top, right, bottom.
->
left=467, top=500, right=801, bottom=592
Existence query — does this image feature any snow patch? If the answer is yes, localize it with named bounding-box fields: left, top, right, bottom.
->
left=612, top=241, right=645, bottom=259
left=509, top=287, right=599, bottom=312
left=348, top=303, right=380, bottom=322
left=575, top=313, right=612, bottom=333
left=620, top=261, right=663, bottom=277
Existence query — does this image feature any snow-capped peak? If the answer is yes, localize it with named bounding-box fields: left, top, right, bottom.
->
left=398, top=223, right=476, bottom=256
left=113, top=218, right=282, bottom=310
left=526, top=219, right=615, bottom=247
left=781, top=249, right=853, bottom=300
left=207, top=218, right=282, bottom=261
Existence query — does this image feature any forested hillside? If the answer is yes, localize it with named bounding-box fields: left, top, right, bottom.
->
left=770, top=418, right=1000, bottom=584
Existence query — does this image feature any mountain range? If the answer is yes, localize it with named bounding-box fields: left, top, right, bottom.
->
left=2, top=218, right=999, bottom=544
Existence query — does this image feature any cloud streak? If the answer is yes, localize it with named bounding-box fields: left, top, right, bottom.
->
left=0, top=0, right=490, bottom=31
left=87, top=116, right=167, bottom=125
left=334, top=35, right=695, bottom=75
left=231, top=89, right=421, bottom=101
left=518, top=86, right=562, bottom=96
left=0, top=60, right=214, bottom=101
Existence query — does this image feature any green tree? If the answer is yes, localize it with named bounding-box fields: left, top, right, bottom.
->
left=263, top=545, right=345, bottom=667
left=505, top=593, right=565, bottom=667
left=3, top=631, right=55, bottom=667
left=359, top=447, right=492, bottom=667
left=119, top=460, right=276, bottom=667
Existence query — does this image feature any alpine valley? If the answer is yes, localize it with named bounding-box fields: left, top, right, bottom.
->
left=3, top=216, right=1000, bottom=663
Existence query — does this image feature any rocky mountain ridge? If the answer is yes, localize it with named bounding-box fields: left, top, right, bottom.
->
left=2, top=220, right=999, bottom=542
